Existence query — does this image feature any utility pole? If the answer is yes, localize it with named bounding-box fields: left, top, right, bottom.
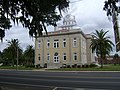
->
left=16, top=45, right=19, bottom=70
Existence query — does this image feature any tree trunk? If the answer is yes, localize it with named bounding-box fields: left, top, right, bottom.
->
left=12, top=59, right=14, bottom=67
left=114, top=59, right=116, bottom=65
left=100, top=58, right=103, bottom=68
left=119, top=58, right=120, bottom=65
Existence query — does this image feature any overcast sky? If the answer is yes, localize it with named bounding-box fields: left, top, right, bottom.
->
left=0, top=0, right=118, bottom=53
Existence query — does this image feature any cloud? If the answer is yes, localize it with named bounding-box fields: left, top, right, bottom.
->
left=0, top=0, right=117, bottom=53
left=0, top=24, right=34, bottom=51
left=68, top=0, right=115, bottom=41
left=69, top=0, right=112, bottom=28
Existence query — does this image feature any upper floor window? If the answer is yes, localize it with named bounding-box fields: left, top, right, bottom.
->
left=47, top=40, right=50, bottom=48
left=63, top=53, right=67, bottom=61
left=73, top=53, right=77, bottom=60
left=63, top=39, right=66, bottom=48
left=38, top=40, right=41, bottom=49
left=73, top=38, right=77, bottom=47
left=47, top=53, right=50, bottom=61
left=53, top=39, right=59, bottom=48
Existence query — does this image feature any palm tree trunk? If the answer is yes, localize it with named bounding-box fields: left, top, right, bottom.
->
left=114, top=59, right=116, bottom=65
left=100, top=45, right=103, bottom=68
left=12, top=59, right=14, bottom=67
left=100, top=58, right=103, bottom=68
left=118, top=58, right=120, bottom=65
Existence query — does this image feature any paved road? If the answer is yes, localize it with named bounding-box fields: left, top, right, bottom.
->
left=0, top=70, right=120, bottom=90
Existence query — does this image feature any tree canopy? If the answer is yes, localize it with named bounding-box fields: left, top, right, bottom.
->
left=103, top=0, right=119, bottom=16
left=24, top=45, right=34, bottom=65
left=1, top=39, right=22, bottom=66
left=103, top=0, right=120, bottom=51
left=0, top=0, right=69, bottom=40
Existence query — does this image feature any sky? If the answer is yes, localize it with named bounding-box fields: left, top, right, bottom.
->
left=0, top=0, right=118, bottom=53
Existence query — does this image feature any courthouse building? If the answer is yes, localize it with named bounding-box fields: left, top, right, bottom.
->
left=35, top=14, right=95, bottom=68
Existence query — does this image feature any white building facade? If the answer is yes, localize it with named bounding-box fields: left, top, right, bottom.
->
left=35, top=14, right=95, bottom=68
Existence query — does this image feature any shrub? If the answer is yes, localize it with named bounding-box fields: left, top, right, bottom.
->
left=90, top=63, right=97, bottom=67
left=82, top=65, right=85, bottom=68
left=85, top=64, right=89, bottom=68
left=25, top=65, right=35, bottom=68
left=44, top=63, right=47, bottom=68
left=72, top=64, right=77, bottom=68
left=61, top=64, right=67, bottom=68
left=35, top=64, right=41, bottom=68
left=77, top=65, right=81, bottom=68
left=67, top=65, right=71, bottom=68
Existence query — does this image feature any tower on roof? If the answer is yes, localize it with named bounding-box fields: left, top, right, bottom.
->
left=54, top=14, right=77, bottom=31
left=63, top=14, right=76, bottom=26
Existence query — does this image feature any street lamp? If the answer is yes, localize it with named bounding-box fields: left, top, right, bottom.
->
left=6, top=39, right=19, bottom=70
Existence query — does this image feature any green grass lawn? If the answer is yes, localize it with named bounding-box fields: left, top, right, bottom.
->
left=48, top=64, right=120, bottom=71
left=0, top=66, right=34, bottom=70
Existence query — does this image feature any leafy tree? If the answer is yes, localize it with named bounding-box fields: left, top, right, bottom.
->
left=0, top=51, right=3, bottom=63
left=0, top=5, right=12, bottom=41
left=90, top=29, right=114, bottom=68
left=24, top=45, right=34, bottom=66
left=103, top=0, right=120, bottom=50
left=103, top=0, right=119, bottom=16
left=0, top=0, right=69, bottom=40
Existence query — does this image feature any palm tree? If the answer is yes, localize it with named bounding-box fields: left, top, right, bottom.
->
left=24, top=45, right=34, bottom=66
left=7, top=39, right=22, bottom=66
left=90, top=29, right=114, bottom=68
left=2, top=47, right=14, bottom=65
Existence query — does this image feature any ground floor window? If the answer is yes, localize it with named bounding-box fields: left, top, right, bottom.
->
left=54, top=52, right=59, bottom=63
left=73, top=53, right=77, bottom=60
left=47, top=53, right=50, bottom=61
left=63, top=53, right=67, bottom=61
left=38, top=54, right=40, bottom=61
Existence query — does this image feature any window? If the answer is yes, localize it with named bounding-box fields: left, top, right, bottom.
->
left=73, top=38, right=77, bottom=47
left=63, top=53, right=66, bottom=61
left=47, top=53, right=50, bottom=61
left=53, top=39, right=59, bottom=48
left=47, top=40, right=50, bottom=48
left=54, top=52, right=59, bottom=63
left=38, top=40, right=41, bottom=49
left=73, top=53, right=77, bottom=60
left=63, top=39, right=66, bottom=48
left=38, top=54, right=40, bottom=61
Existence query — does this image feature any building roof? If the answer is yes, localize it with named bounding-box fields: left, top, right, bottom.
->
left=37, top=14, right=91, bottom=39
left=38, top=28, right=89, bottom=39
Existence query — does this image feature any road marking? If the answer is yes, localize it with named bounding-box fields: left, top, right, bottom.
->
left=0, top=81, right=57, bottom=89
left=52, top=87, right=107, bottom=90
left=52, top=87, right=58, bottom=90
left=0, top=81, right=108, bottom=90
left=0, top=81, right=52, bottom=88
